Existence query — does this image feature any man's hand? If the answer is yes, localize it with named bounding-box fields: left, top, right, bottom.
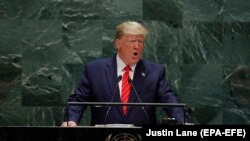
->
left=61, top=121, right=77, bottom=127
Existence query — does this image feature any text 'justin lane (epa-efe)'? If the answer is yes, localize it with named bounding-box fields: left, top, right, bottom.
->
left=145, top=128, right=246, bottom=138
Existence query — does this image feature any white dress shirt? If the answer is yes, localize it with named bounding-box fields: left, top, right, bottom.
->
left=116, top=54, right=136, bottom=97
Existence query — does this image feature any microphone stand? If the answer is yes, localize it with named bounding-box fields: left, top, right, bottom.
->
left=104, top=75, right=122, bottom=124
left=129, top=79, right=150, bottom=124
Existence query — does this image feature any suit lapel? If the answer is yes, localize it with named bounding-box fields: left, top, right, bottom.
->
left=104, top=55, right=124, bottom=118
left=127, top=60, right=148, bottom=114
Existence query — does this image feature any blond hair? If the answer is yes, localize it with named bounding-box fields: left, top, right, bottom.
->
left=115, top=21, right=148, bottom=39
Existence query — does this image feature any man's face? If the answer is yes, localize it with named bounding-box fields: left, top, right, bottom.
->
left=115, top=34, right=145, bottom=65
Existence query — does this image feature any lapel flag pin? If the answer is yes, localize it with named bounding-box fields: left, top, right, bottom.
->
left=141, top=72, right=145, bottom=77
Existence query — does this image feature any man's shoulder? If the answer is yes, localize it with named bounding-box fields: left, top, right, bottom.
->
left=87, top=57, right=112, bottom=66
left=89, top=57, right=111, bottom=63
left=142, top=59, right=164, bottom=69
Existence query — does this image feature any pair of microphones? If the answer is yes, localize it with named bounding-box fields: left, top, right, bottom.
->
left=103, top=75, right=149, bottom=124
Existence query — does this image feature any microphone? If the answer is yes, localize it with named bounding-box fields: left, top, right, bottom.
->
left=129, top=78, right=150, bottom=124
left=104, top=75, right=122, bottom=124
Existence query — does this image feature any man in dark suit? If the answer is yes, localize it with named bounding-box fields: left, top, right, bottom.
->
left=61, top=21, right=185, bottom=127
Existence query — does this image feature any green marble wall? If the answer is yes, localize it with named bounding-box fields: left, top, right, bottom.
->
left=0, top=0, right=249, bottom=126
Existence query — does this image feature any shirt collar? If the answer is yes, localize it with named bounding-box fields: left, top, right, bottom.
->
left=116, top=54, right=136, bottom=73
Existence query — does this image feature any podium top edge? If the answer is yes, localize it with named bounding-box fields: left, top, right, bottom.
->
left=66, top=102, right=187, bottom=107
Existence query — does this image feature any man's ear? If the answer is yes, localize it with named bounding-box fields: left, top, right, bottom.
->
left=114, top=39, right=121, bottom=49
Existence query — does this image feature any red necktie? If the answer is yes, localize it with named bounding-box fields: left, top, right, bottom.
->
left=121, top=65, right=131, bottom=115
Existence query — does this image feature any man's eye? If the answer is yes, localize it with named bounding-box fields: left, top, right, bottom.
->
left=128, top=40, right=136, bottom=42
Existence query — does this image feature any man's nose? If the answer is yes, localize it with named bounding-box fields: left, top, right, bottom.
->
left=134, top=41, right=141, bottom=49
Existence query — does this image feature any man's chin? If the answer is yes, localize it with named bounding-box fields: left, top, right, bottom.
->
left=130, top=59, right=140, bottom=65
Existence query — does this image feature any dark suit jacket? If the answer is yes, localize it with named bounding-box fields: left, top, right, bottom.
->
left=64, top=55, right=184, bottom=126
